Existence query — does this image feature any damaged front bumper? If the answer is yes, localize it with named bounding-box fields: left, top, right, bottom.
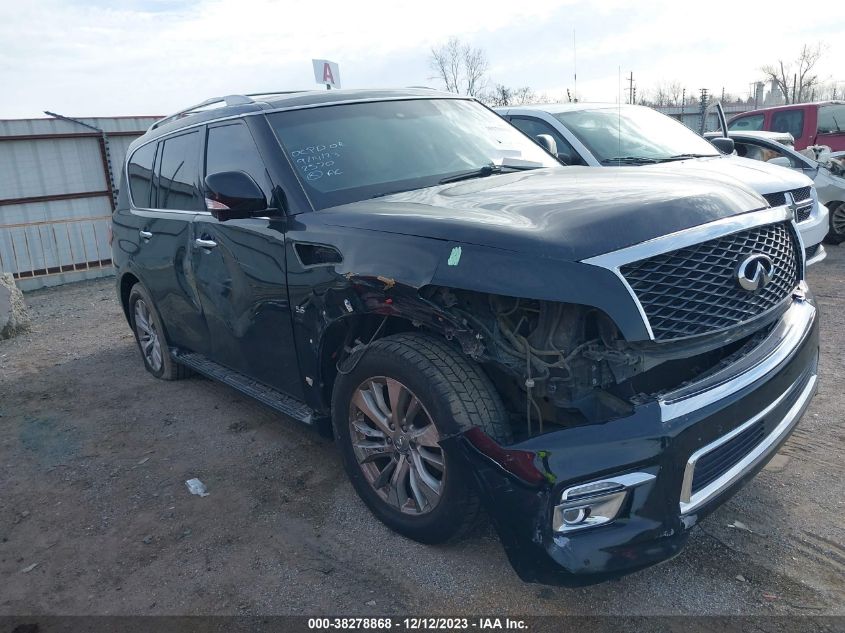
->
left=448, top=295, right=819, bottom=586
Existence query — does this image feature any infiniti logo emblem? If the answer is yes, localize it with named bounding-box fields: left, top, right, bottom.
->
left=736, top=253, right=775, bottom=291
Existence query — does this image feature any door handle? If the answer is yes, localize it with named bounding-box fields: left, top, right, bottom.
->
left=139, top=229, right=153, bottom=239
left=194, top=238, right=218, bottom=249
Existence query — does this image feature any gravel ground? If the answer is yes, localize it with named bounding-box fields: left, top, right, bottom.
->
left=0, top=247, right=843, bottom=617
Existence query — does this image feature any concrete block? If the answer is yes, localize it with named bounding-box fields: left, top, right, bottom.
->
left=0, top=272, right=31, bottom=340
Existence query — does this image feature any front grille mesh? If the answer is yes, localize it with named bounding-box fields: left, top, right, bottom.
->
left=795, top=202, right=812, bottom=223
left=621, top=222, right=800, bottom=340
left=692, top=420, right=766, bottom=494
left=763, top=186, right=812, bottom=207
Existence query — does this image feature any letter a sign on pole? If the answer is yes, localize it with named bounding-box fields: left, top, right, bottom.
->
left=312, top=59, right=341, bottom=90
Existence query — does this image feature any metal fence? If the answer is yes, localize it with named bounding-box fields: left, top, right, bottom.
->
left=0, top=116, right=160, bottom=290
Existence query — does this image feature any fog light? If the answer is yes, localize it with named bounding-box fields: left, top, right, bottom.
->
left=552, top=472, right=655, bottom=533
left=561, top=506, right=590, bottom=526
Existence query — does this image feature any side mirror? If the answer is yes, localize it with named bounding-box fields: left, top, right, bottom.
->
left=767, top=156, right=792, bottom=168
left=204, top=171, right=267, bottom=220
left=536, top=134, right=558, bottom=156
left=710, top=137, right=735, bottom=154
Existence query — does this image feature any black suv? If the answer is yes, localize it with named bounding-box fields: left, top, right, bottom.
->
left=113, top=88, right=819, bottom=586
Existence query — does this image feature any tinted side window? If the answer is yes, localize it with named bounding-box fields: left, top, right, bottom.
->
left=728, top=114, right=764, bottom=131
left=509, top=116, right=584, bottom=165
left=127, top=142, right=157, bottom=207
left=817, top=104, right=845, bottom=134
left=771, top=110, right=805, bottom=139
left=157, top=131, right=204, bottom=211
left=205, top=122, right=270, bottom=204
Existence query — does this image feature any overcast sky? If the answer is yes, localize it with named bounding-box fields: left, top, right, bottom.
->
left=1, top=0, right=843, bottom=119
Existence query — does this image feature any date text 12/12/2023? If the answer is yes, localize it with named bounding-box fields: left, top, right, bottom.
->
left=307, top=618, right=528, bottom=630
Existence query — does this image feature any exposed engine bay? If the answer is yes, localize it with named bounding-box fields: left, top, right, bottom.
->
left=422, top=287, right=778, bottom=441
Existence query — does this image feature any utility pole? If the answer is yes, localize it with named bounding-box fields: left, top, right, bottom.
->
left=698, top=89, right=709, bottom=135
left=573, top=28, right=577, bottom=103
left=628, top=71, right=634, bottom=105
left=681, top=88, right=686, bottom=127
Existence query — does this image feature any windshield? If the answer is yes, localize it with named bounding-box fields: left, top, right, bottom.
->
left=554, top=106, right=720, bottom=164
left=818, top=104, right=845, bottom=134
left=267, top=98, right=558, bottom=209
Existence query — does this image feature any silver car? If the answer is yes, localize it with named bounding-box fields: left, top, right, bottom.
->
left=496, top=103, right=829, bottom=264
left=704, top=130, right=845, bottom=245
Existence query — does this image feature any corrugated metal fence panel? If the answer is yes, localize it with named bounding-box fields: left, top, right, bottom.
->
left=0, top=116, right=160, bottom=289
left=0, top=137, right=106, bottom=199
left=0, top=117, right=160, bottom=137
left=107, top=134, right=141, bottom=184
left=0, top=197, right=113, bottom=276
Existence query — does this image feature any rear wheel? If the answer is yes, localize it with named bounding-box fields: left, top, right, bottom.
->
left=826, top=202, right=845, bottom=245
left=332, top=333, right=511, bottom=543
left=128, top=283, right=189, bottom=380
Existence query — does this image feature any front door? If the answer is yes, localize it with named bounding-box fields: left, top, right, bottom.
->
left=190, top=120, right=304, bottom=399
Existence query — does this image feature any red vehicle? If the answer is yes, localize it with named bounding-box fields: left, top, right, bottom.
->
left=728, top=101, right=845, bottom=151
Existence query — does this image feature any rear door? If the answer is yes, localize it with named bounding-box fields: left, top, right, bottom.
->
left=190, top=119, right=304, bottom=398
left=120, top=132, right=209, bottom=352
left=771, top=108, right=809, bottom=149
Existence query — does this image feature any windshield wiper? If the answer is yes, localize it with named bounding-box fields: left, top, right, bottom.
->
left=438, top=163, right=540, bottom=184
left=439, top=164, right=500, bottom=184
left=599, top=156, right=660, bottom=165
left=652, top=153, right=718, bottom=162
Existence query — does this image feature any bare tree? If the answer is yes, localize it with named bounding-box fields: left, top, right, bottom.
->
left=430, top=38, right=462, bottom=93
left=667, top=81, right=684, bottom=106
left=761, top=44, right=825, bottom=104
left=481, top=84, right=513, bottom=107
left=511, top=86, right=536, bottom=105
left=430, top=37, right=488, bottom=96
left=463, top=44, right=488, bottom=97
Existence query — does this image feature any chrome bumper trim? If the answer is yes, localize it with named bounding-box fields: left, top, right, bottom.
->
left=679, top=371, right=817, bottom=515
left=806, top=244, right=827, bottom=266
left=659, top=299, right=815, bottom=421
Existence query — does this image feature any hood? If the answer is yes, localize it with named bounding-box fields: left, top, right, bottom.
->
left=643, top=155, right=813, bottom=195
left=317, top=167, right=766, bottom=262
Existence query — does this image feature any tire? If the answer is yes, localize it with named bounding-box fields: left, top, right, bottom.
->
left=824, top=202, right=845, bottom=245
left=332, top=332, right=511, bottom=544
left=127, top=283, right=190, bottom=381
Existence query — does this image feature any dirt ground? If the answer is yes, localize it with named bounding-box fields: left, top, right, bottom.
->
left=1, top=246, right=843, bottom=617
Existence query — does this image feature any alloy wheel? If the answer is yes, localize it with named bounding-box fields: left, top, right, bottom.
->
left=134, top=299, right=163, bottom=372
left=832, top=203, right=845, bottom=236
left=349, top=377, right=446, bottom=515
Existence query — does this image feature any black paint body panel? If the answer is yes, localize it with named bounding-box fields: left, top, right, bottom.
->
left=111, top=89, right=815, bottom=585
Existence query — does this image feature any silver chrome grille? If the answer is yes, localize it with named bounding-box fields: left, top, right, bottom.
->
left=620, top=222, right=800, bottom=340
left=763, top=187, right=813, bottom=223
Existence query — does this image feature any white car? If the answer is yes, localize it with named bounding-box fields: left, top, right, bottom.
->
left=497, top=103, right=828, bottom=265
left=704, top=130, right=845, bottom=245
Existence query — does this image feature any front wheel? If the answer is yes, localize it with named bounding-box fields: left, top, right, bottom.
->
left=332, top=333, right=511, bottom=544
left=825, top=202, right=845, bottom=245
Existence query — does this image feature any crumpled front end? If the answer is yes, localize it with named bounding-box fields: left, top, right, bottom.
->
left=432, top=205, right=819, bottom=585
left=448, top=292, right=818, bottom=585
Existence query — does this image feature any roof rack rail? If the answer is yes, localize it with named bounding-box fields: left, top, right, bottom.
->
left=245, top=90, right=307, bottom=99
left=149, top=94, right=255, bottom=131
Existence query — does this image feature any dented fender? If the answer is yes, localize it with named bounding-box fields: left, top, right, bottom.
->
left=282, top=213, right=651, bottom=413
